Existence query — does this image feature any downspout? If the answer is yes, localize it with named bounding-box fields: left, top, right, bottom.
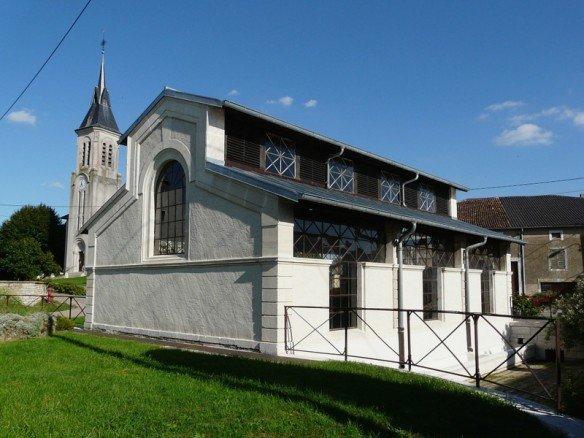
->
left=519, top=228, right=526, bottom=295
left=401, top=173, right=419, bottom=207
left=327, top=145, right=345, bottom=162
left=464, top=236, right=488, bottom=351
left=394, top=221, right=417, bottom=368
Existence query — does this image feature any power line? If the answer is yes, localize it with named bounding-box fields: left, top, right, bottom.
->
left=470, top=176, right=584, bottom=191
left=0, top=0, right=93, bottom=123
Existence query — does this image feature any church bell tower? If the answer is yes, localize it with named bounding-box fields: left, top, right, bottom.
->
left=65, top=40, right=121, bottom=275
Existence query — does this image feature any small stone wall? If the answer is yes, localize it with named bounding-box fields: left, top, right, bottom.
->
left=0, top=313, right=49, bottom=341
left=0, top=281, right=47, bottom=305
left=508, top=319, right=584, bottom=361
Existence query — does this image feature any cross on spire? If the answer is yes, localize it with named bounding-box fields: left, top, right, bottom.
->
left=101, top=31, right=106, bottom=55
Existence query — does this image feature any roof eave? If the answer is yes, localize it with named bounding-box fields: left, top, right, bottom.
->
left=206, top=161, right=521, bottom=244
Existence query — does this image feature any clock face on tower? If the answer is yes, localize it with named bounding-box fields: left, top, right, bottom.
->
left=78, top=176, right=88, bottom=191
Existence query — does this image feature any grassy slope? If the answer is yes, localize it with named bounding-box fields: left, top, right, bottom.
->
left=0, top=332, right=552, bottom=437
left=46, top=276, right=87, bottom=288
left=0, top=298, right=69, bottom=316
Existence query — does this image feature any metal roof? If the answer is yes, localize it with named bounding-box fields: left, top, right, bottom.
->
left=118, top=88, right=468, bottom=191
left=206, top=162, right=521, bottom=244
left=223, top=101, right=469, bottom=191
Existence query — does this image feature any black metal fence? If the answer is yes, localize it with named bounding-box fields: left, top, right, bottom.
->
left=284, top=306, right=562, bottom=411
left=0, top=294, right=86, bottom=321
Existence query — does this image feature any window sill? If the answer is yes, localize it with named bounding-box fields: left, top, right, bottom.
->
left=143, top=254, right=187, bottom=264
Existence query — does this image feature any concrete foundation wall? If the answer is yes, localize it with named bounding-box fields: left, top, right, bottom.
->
left=92, top=262, right=263, bottom=349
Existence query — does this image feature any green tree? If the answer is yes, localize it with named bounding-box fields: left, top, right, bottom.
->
left=0, top=204, right=65, bottom=269
left=0, top=205, right=65, bottom=280
left=0, top=237, right=60, bottom=280
left=556, top=278, right=584, bottom=348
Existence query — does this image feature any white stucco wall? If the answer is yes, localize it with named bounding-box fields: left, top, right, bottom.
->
left=285, top=258, right=517, bottom=374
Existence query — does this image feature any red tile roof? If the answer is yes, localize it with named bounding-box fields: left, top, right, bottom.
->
left=459, top=195, right=584, bottom=230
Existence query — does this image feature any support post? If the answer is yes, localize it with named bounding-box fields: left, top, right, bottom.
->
left=406, top=310, right=412, bottom=371
left=69, top=296, right=73, bottom=319
left=465, top=237, right=488, bottom=351
left=284, top=306, right=288, bottom=352
left=555, top=317, right=562, bottom=412
left=473, top=314, right=480, bottom=388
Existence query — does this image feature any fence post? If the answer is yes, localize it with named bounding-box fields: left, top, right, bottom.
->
left=406, top=310, right=412, bottom=371
left=69, top=296, right=72, bottom=319
left=344, top=314, right=349, bottom=362
left=5, top=295, right=9, bottom=309
left=473, top=314, right=480, bottom=388
left=555, top=316, right=562, bottom=412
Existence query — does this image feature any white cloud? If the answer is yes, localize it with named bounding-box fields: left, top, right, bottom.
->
left=509, top=106, right=584, bottom=127
left=485, top=100, right=525, bottom=112
left=227, top=89, right=239, bottom=96
left=7, top=109, right=36, bottom=125
left=494, top=123, right=553, bottom=146
left=267, top=96, right=294, bottom=106
left=303, top=99, right=318, bottom=108
left=42, top=181, right=64, bottom=189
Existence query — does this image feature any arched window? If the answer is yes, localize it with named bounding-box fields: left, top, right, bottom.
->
left=107, top=144, right=113, bottom=167
left=154, top=161, right=186, bottom=255
left=85, top=141, right=91, bottom=166
left=101, top=143, right=107, bottom=166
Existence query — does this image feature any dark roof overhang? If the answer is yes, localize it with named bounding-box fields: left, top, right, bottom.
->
left=206, top=162, right=522, bottom=244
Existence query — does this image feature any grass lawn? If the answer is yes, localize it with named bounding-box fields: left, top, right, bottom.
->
left=0, top=332, right=553, bottom=437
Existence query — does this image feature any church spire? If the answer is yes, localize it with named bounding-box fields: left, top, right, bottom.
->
left=78, top=36, right=119, bottom=133
left=97, top=35, right=106, bottom=100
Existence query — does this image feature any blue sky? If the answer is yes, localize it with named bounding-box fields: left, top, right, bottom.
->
left=1, top=1, right=583, bottom=222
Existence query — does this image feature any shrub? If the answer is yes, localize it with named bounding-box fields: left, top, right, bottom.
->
left=55, top=317, right=75, bottom=331
left=512, top=294, right=539, bottom=317
left=45, top=279, right=85, bottom=296
left=531, top=291, right=558, bottom=308
left=563, top=371, right=584, bottom=418
left=0, top=313, right=49, bottom=340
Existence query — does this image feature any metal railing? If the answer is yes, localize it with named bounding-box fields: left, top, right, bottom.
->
left=284, top=306, right=561, bottom=411
left=0, top=294, right=86, bottom=320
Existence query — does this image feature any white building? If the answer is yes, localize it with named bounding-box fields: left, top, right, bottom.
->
left=64, top=51, right=121, bottom=275
left=77, top=88, right=522, bottom=371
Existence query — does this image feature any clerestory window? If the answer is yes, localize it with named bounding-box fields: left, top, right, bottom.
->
left=264, top=133, right=296, bottom=178
left=418, top=185, right=436, bottom=213
left=328, top=158, right=355, bottom=193
left=380, top=173, right=401, bottom=204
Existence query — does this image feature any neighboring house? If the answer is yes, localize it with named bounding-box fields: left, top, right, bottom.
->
left=75, top=86, right=520, bottom=369
left=459, top=196, right=584, bottom=296
left=64, top=52, right=122, bottom=276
